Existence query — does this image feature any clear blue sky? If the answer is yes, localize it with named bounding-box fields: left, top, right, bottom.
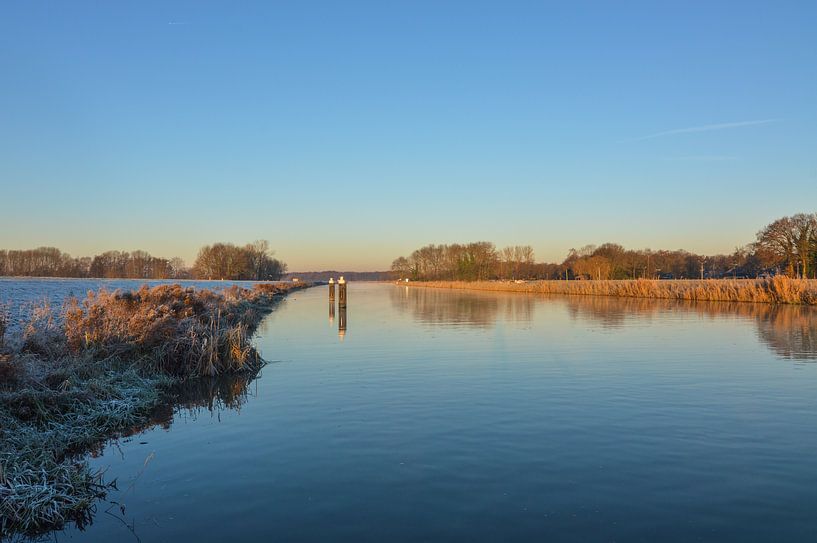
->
left=1, top=1, right=815, bottom=271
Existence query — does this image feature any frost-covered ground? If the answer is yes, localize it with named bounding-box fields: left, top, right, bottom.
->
left=0, top=277, right=279, bottom=334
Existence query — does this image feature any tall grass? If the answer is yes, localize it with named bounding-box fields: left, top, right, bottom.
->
left=0, top=281, right=306, bottom=538
left=0, top=301, right=9, bottom=348
left=60, top=284, right=271, bottom=377
left=407, top=277, right=817, bottom=305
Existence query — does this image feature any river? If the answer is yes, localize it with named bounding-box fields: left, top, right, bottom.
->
left=8, top=281, right=817, bottom=541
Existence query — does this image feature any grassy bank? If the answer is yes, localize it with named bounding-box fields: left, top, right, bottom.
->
left=0, top=282, right=305, bottom=538
left=403, top=277, right=817, bottom=304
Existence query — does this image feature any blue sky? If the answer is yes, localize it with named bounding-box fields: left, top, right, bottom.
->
left=1, top=1, right=815, bottom=271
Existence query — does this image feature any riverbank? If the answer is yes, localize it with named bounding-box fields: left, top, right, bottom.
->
left=0, top=282, right=308, bottom=538
left=402, top=277, right=817, bottom=305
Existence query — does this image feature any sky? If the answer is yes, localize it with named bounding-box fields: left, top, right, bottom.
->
left=1, top=1, right=815, bottom=271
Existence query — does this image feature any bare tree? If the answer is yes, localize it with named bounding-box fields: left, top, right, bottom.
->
left=756, top=213, right=817, bottom=277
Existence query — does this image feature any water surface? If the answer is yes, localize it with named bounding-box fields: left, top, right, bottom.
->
left=19, top=282, right=817, bottom=541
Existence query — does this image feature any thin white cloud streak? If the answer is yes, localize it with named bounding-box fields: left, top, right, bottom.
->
left=626, top=119, right=781, bottom=142
left=662, top=155, right=739, bottom=161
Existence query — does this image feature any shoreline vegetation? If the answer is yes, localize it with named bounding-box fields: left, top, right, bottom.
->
left=0, top=240, right=286, bottom=281
left=391, top=214, right=817, bottom=282
left=0, top=281, right=308, bottom=538
left=402, top=277, right=817, bottom=305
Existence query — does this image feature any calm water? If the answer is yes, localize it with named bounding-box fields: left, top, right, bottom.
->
left=10, top=282, right=817, bottom=541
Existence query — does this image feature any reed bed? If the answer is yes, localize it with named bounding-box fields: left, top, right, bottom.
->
left=0, top=281, right=306, bottom=538
left=407, top=276, right=817, bottom=305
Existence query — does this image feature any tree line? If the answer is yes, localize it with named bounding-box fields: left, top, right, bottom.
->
left=391, top=242, right=506, bottom=281
left=192, top=241, right=286, bottom=280
left=0, top=240, right=287, bottom=280
left=392, top=213, right=817, bottom=281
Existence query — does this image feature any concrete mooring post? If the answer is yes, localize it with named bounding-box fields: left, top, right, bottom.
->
left=338, top=276, right=347, bottom=307
left=329, top=277, right=335, bottom=302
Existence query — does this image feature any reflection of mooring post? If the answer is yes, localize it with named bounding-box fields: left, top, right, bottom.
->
left=338, top=276, right=347, bottom=308
left=329, top=301, right=335, bottom=325
left=338, top=304, right=347, bottom=340
left=329, top=277, right=335, bottom=302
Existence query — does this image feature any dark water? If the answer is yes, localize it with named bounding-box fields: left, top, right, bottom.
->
left=22, top=283, right=817, bottom=541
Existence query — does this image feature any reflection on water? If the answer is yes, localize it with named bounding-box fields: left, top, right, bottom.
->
left=338, top=304, right=347, bottom=340
left=166, top=372, right=259, bottom=416
left=392, top=286, right=817, bottom=361
left=755, top=305, right=817, bottom=360
left=329, top=301, right=347, bottom=339
left=95, top=372, right=259, bottom=457
left=52, top=372, right=262, bottom=539
left=389, top=285, right=534, bottom=327
left=564, top=296, right=817, bottom=361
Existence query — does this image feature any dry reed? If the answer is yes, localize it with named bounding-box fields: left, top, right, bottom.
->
left=407, top=277, right=817, bottom=305
left=59, top=283, right=301, bottom=378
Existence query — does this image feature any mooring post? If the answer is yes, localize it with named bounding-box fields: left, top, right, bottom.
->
left=329, top=301, right=335, bottom=325
left=329, top=277, right=335, bottom=302
left=338, top=276, right=347, bottom=307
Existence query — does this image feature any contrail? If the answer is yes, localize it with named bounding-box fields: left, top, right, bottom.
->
left=626, top=118, right=780, bottom=142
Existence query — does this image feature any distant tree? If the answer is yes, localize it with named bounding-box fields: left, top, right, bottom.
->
left=169, top=257, right=189, bottom=279
left=390, top=256, right=413, bottom=279
left=390, top=242, right=497, bottom=281
left=192, top=241, right=286, bottom=280
left=756, top=213, right=817, bottom=277
left=791, top=213, right=817, bottom=278
left=499, top=245, right=535, bottom=279
left=572, top=255, right=612, bottom=280
left=257, top=253, right=287, bottom=280
left=592, top=243, right=629, bottom=278
left=0, top=245, right=284, bottom=280
left=245, top=240, right=270, bottom=281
